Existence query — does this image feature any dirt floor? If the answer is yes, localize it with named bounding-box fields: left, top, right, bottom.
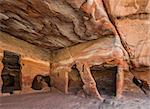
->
left=0, top=90, right=150, bottom=109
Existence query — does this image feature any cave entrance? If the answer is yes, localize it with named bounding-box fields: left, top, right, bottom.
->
left=90, top=65, right=117, bottom=97
left=68, top=65, right=84, bottom=94
left=1, top=50, right=22, bottom=94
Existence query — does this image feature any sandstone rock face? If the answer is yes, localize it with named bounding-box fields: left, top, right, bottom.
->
left=104, top=0, right=150, bottom=68
left=0, top=49, right=50, bottom=95
left=21, top=59, right=50, bottom=93
left=50, top=0, right=150, bottom=99
left=0, top=32, right=50, bottom=62
left=0, top=0, right=150, bottom=99
left=0, top=0, right=114, bottom=50
left=0, top=32, right=50, bottom=95
left=103, top=0, right=150, bottom=90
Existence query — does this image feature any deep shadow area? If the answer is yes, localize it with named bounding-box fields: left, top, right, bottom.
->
left=68, top=65, right=84, bottom=94
left=1, top=50, right=22, bottom=93
left=90, top=66, right=117, bottom=97
left=31, top=75, right=51, bottom=90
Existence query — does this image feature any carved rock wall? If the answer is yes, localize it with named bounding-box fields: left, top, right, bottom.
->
left=103, top=0, right=150, bottom=95
left=0, top=51, right=50, bottom=95
left=21, top=59, right=50, bottom=93
left=0, top=32, right=50, bottom=95
left=0, top=0, right=150, bottom=98
left=0, top=1, right=150, bottom=66
left=51, top=0, right=150, bottom=97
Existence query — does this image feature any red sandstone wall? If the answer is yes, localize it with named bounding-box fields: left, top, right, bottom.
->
left=0, top=51, right=50, bottom=95
left=124, top=71, right=150, bottom=95
left=0, top=35, right=50, bottom=95
left=0, top=49, right=3, bottom=95
left=125, top=69, right=150, bottom=93
left=21, top=59, right=50, bottom=93
left=0, top=0, right=149, bottom=98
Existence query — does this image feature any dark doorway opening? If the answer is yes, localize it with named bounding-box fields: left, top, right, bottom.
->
left=1, top=50, right=22, bottom=94
left=90, top=65, right=117, bottom=97
left=31, top=75, right=51, bottom=90
left=68, top=64, right=84, bottom=94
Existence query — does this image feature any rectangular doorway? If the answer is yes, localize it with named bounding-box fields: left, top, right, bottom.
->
left=91, top=65, right=117, bottom=97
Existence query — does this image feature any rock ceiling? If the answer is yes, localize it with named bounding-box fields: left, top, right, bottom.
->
left=0, top=0, right=150, bottom=61
left=0, top=0, right=115, bottom=50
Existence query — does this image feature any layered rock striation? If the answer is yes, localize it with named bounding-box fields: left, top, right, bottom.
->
left=0, top=0, right=150, bottom=99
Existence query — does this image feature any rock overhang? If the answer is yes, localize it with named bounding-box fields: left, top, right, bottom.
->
left=0, top=0, right=115, bottom=51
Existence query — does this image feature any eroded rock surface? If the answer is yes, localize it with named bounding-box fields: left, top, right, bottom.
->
left=103, top=0, right=150, bottom=68
left=0, top=0, right=150, bottom=99
left=0, top=0, right=115, bottom=50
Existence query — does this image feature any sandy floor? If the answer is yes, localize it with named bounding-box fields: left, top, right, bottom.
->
left=0, top=91, right=150, bottom=109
